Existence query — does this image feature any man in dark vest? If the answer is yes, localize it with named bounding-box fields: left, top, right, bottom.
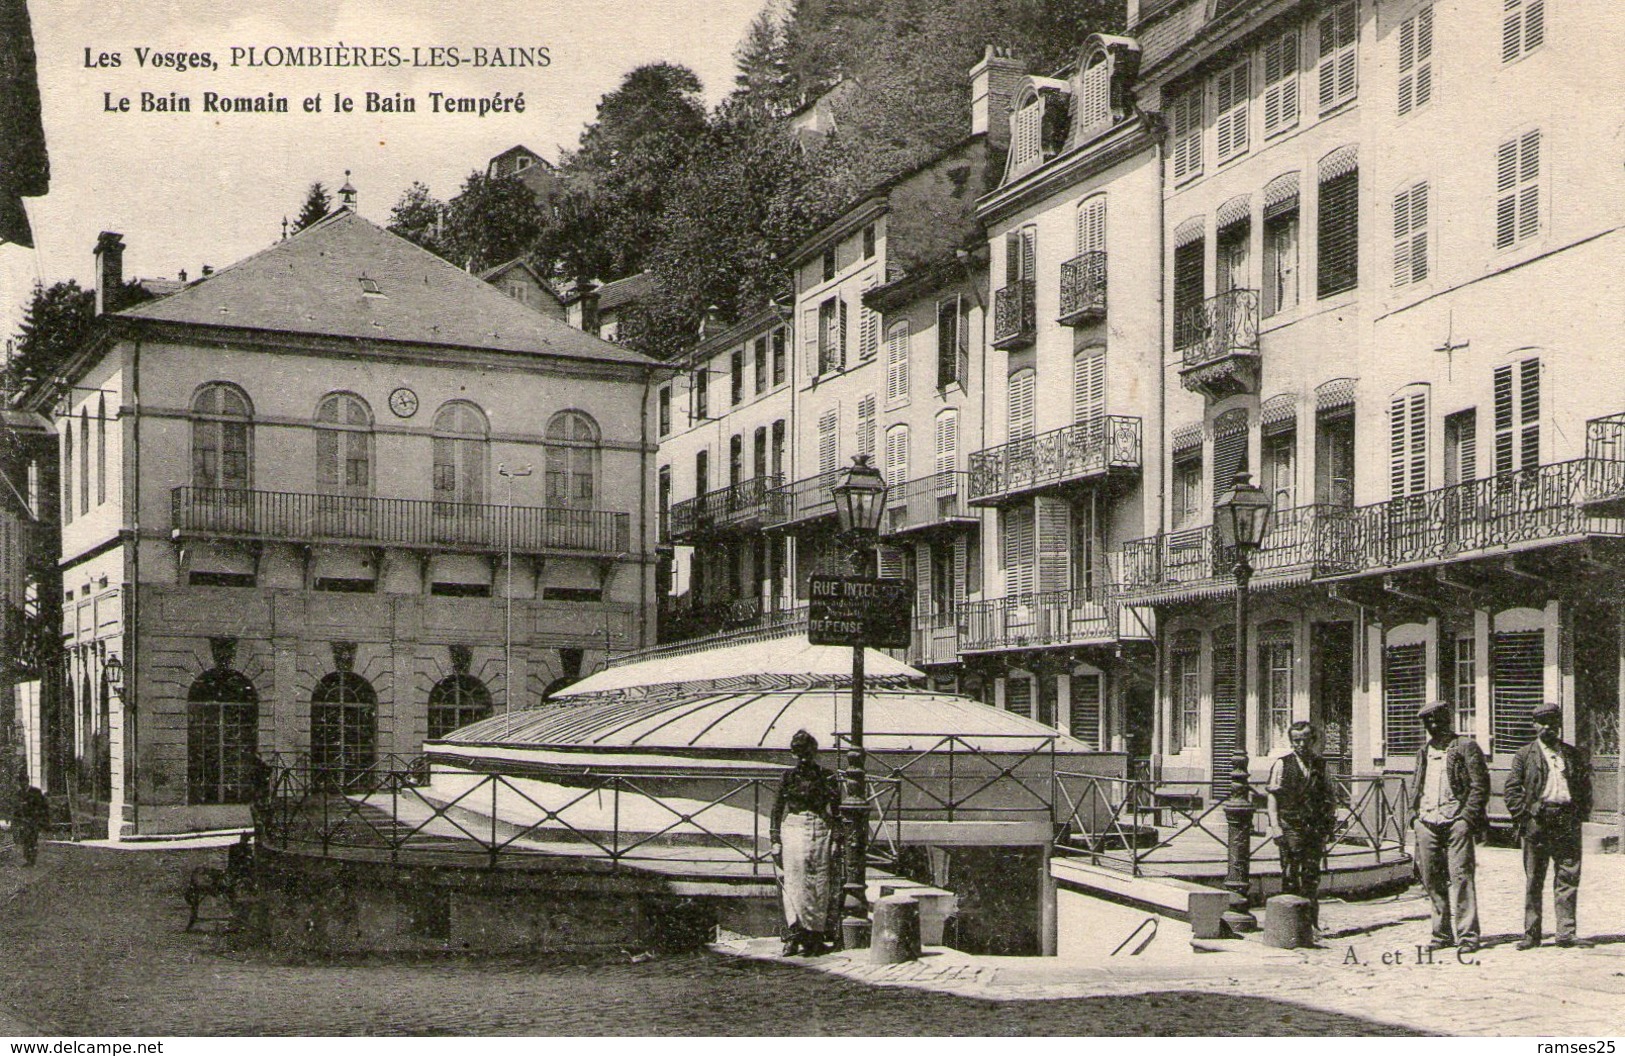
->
left=12, top=773, right=49, bottom=867
left=1504, top=702, right=1592, bottom=949
left=1410, top=699, right=1490, bottom=955
left=1267, top=720, right=1336, bottom=928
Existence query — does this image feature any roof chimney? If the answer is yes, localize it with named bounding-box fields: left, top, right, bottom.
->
left=969, top=46, right=1025, bottom=151
left=699, top=305, right=725, bottom=340
left=573, top=278, right=600, bottom=336
left=94, top=232, right=125, bottom=315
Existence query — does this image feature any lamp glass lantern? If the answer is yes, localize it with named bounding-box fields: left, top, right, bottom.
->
left=832, top=454, right=888, bottom=540
left=103, top=654, right=125, bottom=698
left=1214, top=471, right=1272, bottom=553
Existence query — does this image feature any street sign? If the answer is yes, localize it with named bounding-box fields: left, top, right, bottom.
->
left=808, top=575, right=914, bottom=648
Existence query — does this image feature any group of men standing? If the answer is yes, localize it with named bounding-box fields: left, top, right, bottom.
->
left=1265, top=700, right=1593, bottom=952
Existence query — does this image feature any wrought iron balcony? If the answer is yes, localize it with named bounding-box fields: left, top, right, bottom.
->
left=1582, top=411, right=1625, bottom=516
left=1057, top=251, right=1107, bottom=326
left=905, top=613, right=961, bottom=667
left=1110, top=503, right=1358, bottom=602
left=763, top=470, right=840, bottom=529
left=1176, top=289, right=1260, bottom=400
left=172, top=486, right=632, bottom=557
left=1319, top=458, right=1625, bottom=577
left=667, top=474, right=783, bottom=542
left=882, top=471, right=978, bottom=537
left=968, top=416, right=1141, bottom=506
left=649, top=601, right=808, bottom=654
left=959, top=588, right=1117, bottom=653
left=992, top=278, right=1037, bottom=349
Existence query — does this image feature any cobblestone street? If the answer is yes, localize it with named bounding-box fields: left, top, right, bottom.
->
left=0, top=842, right=1420, bottom=1036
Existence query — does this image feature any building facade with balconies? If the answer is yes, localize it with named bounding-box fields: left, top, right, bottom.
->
left=655, top=307, right=795, bottom=643
left=1117, top=0, right=1625, bottom=840
left=970, top=36, right=1162, bottom=757
left=53, top=208, right=661, bottom=836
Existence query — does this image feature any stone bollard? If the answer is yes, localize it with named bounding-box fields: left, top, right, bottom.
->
left=1263, top=894, right=1313, bottom=949
left=870, top=894, right=922, bottom=964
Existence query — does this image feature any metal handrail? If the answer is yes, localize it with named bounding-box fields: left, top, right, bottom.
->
left=968, top=415, right=1142, bottom=502
left=668, top=474, right=785, bottom=538
left=993, top=278, right=1036, bottom=347
left=959, top=588, right=1117, bottom=652
left=1176, top=289, right=1259, bottom=366
left=1058, top=251, right=1107, bottom=324
left=881, top=470, right=976, bottom=536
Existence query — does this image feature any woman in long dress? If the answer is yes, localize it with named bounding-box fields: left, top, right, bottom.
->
left=770, top=729, right=841, bottom=955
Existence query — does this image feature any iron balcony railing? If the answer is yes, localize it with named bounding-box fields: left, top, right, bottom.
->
left=992, top=278, right=1036, bottom=349
left=1321, top=458, right=1625, bottom=576
left=1111, top=502, right=1357, bottom=598
left=905, top=613, right=960, bottom=667
left=959, top=588, right=1117, bottom=653
left=763, top=470, right=841, bottom=528
left=172, top=486, right=631, bottom=556
left=1176, top=289, right=1260, bottom=369
left=639, top=603, right=808, bottom=660
left=882, top=470, right=977, bottom=537
left=968, top=416, right=1142, bottom=504
left=1057, top=251, right=1107, bottom=326
left=667, top=474, right=783, bottom=541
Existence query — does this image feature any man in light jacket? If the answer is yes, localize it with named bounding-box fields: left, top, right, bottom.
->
left=1409, top=699, right=1489, bottom=955
left=1504, top=702, right=1592, bottom=949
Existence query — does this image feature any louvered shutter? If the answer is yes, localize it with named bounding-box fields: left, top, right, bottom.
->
left=802, top=307, right=819, bottom=379
left=1070, top=673, right=1104, bottom=750
left=1081, top=57, right=1110, bottom=133
left=1317, top=2, right=1358, bottom=112
left=1211, top=634, right=1237, bottom=797
left=317, top=430, right=341, bottom=489
left=1503, top=0, right=1545, bottom=62
left=860, top=274, right=880, bottom=360
left=1073, top=349, right=1105, bottom=427
left=1392, top=182, right=1429, bottom=287
left=1212, top=413, right=1250, bottom=504
left=1008, top=369, right=1036, bottom=442
left=1006, top=677, right=1033, bottom=719
left=885, top=322, right=910, bottom=404
left=1003, top=506, right=1035, bottom=597
left=1173, top=238, right=1205, bottom=347
left=1215, top=59, right=1250, bottom=163
left=1021, top=226, right=1037, bottom=282
left=1389, top=391, right=1427, bottom=496
left=1262, top=30, right=1299, bottom=136
left=1035, top=496, right=1071, bottom=593
left=884, top=425, right=909, bottom=490
left=857, top=395, right=876, bottom=458
left=1445, top=409, right=1477, bottom=486
left=1495, top=130, right=1541, bottom=249
left=935, top=409, right=958, bottom=478
left=1317, top=168, right=1359, bottom=297
left=1519, top=357, right=1540, bottom=468
left=838, top=299, right=849, bottom=370
left=1076, top=196, right=1106, bottom=255
left=952, top=535, right=968, bottom=608
left=1170, top=87, right=1203, bottom=181
left=1013, top=101, right=1043, bottom=171
left=818, top=409, right=838, bottom=476
left=1398, top=6, right=1433, bottom=116
left=1495, top=359, right=1541, bottom=473
left=1383, top=642, right=1427, bottom=757
left=936, top=297, right=958, bottom=388
left=876, top=543, right=906, bottom=579
left=1491, top=630, right=1543, bottom=754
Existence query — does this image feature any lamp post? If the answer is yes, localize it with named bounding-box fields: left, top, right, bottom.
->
left=1214, top=470, right=1272, bottom=936
left=830, top=453, right=887, bottom=950
left=103, top=654, right=124, bottom=701
left=498, top=462, right=533, bottom=731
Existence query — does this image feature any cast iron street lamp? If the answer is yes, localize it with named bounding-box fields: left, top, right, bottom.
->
left=831, top=453, right=887, bottom=950
left=498, top=462, right=533, bottom=731
left=1214, top=470, right=1272, bottom=936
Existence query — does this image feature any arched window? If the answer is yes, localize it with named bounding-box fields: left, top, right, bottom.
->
left=310, top=671, right=377, bottom=786
left=78, top=409, right=88, bottom=514
left=187, top=668, right=259, bottom=805
left=545, top=410, right=599, bottom=507
left=96, top=395, right=107, bottom=506
left=315, top=392, right=373, bottom=495
left=426, top=673, right=493, bottom=740
left=62, top=420, right=73, bottom=525
left=191, top=383, right=253, bottom=492
left=433, top=401, right=488, bottom=507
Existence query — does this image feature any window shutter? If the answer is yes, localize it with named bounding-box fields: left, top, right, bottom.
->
left=1008, top=369, right=1036, bottom=442
left=1003, top=507, right=1035, bottom=597
left=877, top=543, right=906, bottom=579
left=802, top=307, right=819, bottom=378
left=1013, top=100, right=1043, bottom=170
left=1210, top=633, right=1237, bottom=797
left=1445, top=409, right=1477, bottom=486
left=885, top=322, right=910, bottom=404
left=1520, top=357, right=1540, bottom=468
left=1035, top=497, right=1071, bottom=593
left=952, top=535, right=969, bottom=608
left=1503, top=0, right=1544, bottom=63
left=1081, top=57, right=1111, bottom=133
left=1212, top=415, right=1250, bottom=504
left=935, top=410, right=958, bottom=477
left=1390, top=390, right=1427, bottom=496
left=1316, top=167, right=1359, bottom=297
left=1215, top=59, right=1250, bottom=163
left=936, top=298, right=956, bottom=387
left=1076, top=196, right=1106, bottom=255
left=1021, top=226, right=1037, bottom=282
left=818, top=408, right=838, bottom=476
left=838, top=298, right=849, bottom=370
left=857, top=395, right=876, bottom=458
left=1316, top=2, right=1358, bottom=112
left=1004, top=232, right=1022, bottom=286
left=860, top=275, right=880, bottom=360
left=1495, top=130, right=1541, bottom=249
left=1170, top=87, right=1203, bottom=181
left=1398, top=6, right=1433, bottom=116
left=884, top=425, right=909, bottom=488
left=1491, top=630, right=1543, bottom=753
left=1069, top=673, right=1103, bottom=750
left=1006, top=676, right=1033, bottom=719
left=1383, top=642, right=1427, bottom=757
left=1392, top=181, right=1429, bottom=287
left=1172, top=238, right=1206, bottom=347
left=1262, top=30, right=1299, bottom=135
left=1072, top=348, right=1105, bottom=427
left=1494, top=364, right=1515, bottom=474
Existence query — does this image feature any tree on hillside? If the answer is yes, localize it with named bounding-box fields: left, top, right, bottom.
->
left=293, top=182, right=332, bottom=232
left=1, top=278, right=151, bottom=401
left=386, top=181, right=449, bottom=258
left=440, top=172, right=546, bottom=273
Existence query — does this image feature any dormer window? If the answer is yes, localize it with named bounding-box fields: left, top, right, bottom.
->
left=1012, top=96, right=1045, bottom=174
left=1078, top=53, right=1112, bottom=138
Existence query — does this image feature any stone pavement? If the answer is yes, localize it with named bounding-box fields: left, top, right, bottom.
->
left=722, top=845, right=1625, bottom=1036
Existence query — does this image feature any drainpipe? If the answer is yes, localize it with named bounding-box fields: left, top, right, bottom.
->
left=1151, top=119, right=1168, bottom=769
left=639, top=367, right=653, bottom=651
left=128, top=335, right=141, bottom=836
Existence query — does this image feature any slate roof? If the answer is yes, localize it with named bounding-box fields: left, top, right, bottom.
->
left=593, top=271, right=653, bottom=311
left=121, top=209, right=656, bottom=367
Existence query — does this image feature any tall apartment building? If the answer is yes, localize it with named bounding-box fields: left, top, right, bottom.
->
left=51, top=208, right=661, bottom=837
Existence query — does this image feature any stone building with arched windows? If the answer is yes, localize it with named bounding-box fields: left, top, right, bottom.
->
left=49, top=207, right=662, bottom=837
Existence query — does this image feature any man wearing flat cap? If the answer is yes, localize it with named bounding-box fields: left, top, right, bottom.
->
left=1409, top=699, right=1490, bottom=954
left=1503, top=702, right=1592, bottom=949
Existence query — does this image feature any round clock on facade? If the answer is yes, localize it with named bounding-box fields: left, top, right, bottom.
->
left=389, top=387, right=419, bottom=418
